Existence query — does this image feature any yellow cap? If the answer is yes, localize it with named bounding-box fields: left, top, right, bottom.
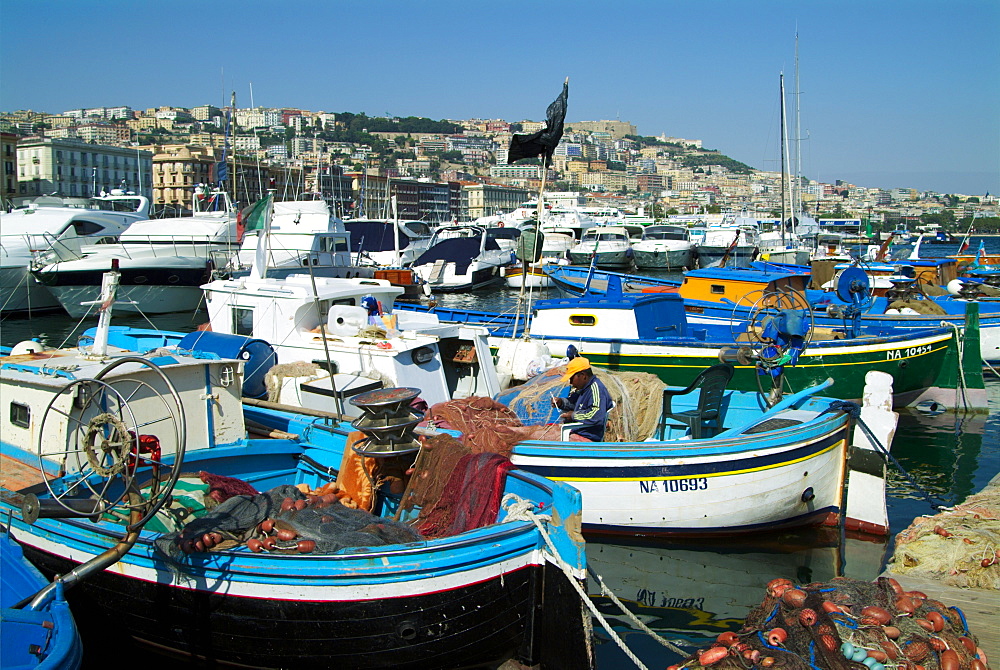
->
left=561, top=356, right=591, bottom=382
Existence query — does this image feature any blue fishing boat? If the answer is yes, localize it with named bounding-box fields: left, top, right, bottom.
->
left=0, top=272, right=592, bottom=669
left=1, top=529, right=83, bottom=670
left=544, top=263, right=1000, bottom=367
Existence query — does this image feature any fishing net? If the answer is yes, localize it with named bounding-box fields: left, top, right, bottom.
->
left=494, top=363, right=665, bottom=443
left=421, top=396, right=526, bottom=456
left=886, top=298, right=948, bottom=315
left=154, top=483, right=422, bottom=560
left=672, top=576, right=987, bottom=670
left=889, top=477, right=1000, bottom=589
left=414, top=452, right=514, bottom=538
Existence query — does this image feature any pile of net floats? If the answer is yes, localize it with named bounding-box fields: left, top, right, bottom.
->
left=669, top=576, right=989, bottom=670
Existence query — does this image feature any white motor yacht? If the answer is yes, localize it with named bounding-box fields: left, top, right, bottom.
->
left=31, top=188, right=236, bottom=317
left=410, top=224, right=514, bottom=292
left=0, top=192, right=150, bottom=312
left=631, top=224, right=695, bottom=270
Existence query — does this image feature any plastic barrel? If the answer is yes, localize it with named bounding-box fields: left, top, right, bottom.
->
left=177, top=331, right=277, bottom=399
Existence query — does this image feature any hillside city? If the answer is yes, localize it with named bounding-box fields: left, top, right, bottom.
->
left=2, top=104, right=996, bottom=232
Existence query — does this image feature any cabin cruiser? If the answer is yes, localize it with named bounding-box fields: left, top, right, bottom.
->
left=230, top=197, right=374, bottom=281
left=631, top=224, right=695, bottom=270
left=695, top=222, right=762, bottom=268
left=0, top=192, right=150, bottom=312
left=30, top=188, right=237, bottom=317
left=342, top=218, right=433, bottom=267
left=566, top=226, right=636, bottom=270
left=410, top=224, right=514, bottom=292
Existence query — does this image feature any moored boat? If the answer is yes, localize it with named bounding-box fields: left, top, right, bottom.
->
left=2, top=529, right=83, bottom=670
left=631, top=224, right=695, bottom=270
left=30, top=187, right=237, bottom=317
left=410, top=224, right=514, bottom=292
left=567, top=226, right=636, bottom=270
left=1, top=192, right=150, bottom=313
left=0, top=271, right=593, bottom=669
left=489, top=276, right=970, bottom=408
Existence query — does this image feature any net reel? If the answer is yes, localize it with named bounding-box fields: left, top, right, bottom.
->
left=726, top=287, right=815, bottom=406
left=827, top=265, right=874, bottom=339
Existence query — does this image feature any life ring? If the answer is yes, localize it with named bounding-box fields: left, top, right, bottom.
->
left=497, top=222, right=504, bottom=228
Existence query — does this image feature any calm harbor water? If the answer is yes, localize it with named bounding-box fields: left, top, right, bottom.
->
left=2, top=238, right=998, bottom=669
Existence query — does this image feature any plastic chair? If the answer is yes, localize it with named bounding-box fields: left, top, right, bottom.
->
left=658, top=364, right=734, bottom=439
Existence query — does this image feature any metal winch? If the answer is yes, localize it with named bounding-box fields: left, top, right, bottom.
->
left=349, top=387, right=424, bottom=456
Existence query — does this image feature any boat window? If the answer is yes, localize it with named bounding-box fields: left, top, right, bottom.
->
left=710, top=284, right=725, bottom=295
left=233, top=307, right=254, bottom=336
left=320, top=236, right=349, bottom=253
left=568, top=314, right=597, bottom=326
left=71, top=220, right=105, bottom=236
left=10, top=401, right=29, bottom=428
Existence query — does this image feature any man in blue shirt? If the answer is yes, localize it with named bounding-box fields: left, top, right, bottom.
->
left=552, top=356, right=613, bottom=442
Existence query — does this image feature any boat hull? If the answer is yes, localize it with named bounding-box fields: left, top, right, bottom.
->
left=696, top=245, right=758, bottom=268
left=567, top=249, right=633, bottom=269
left=504, top=264, right=554, bottom=288
left=21, top=541, right=580, bottom=669
left=633, top=247, right=694, bottom=270
left=2, top=531, right=83, bottom=670
left=412, top=263, right=502, bottom=292
left=35, top=264, right=213, bottom=317
left=0, top=264, right=61, bottom=313
left=512, top=411, right=849, bottom=536
left=493, top=329, right=955, bottom=407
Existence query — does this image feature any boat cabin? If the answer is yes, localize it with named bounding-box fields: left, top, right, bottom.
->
left=677, top=267, right=810, bottom=305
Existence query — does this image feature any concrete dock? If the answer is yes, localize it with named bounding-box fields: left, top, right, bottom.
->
left=883, top=472, right=1000, bottom=664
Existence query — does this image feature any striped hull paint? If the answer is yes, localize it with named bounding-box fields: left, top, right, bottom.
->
left=493, top=329, right=954, bottom=406
left=10, top=516, right=588, bottom=669
left=512, top=414, right=850, bottom=536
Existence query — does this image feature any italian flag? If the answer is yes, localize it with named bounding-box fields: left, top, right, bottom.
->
left=236, top=194, right=272, bottom=243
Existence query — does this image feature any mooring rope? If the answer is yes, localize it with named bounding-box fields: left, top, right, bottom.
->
left=501, top=494, right=691, bottom=670
left=827, top=401, right=948, bottom=512
left=940, top=320, right=970, bottom=412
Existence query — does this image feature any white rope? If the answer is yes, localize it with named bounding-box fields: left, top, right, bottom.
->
left=502, top=493, right=691, bottom=670
left=587, top=569, right=690, bottom=656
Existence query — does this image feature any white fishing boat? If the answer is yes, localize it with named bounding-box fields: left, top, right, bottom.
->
left=229, top=196, right=375, bottom=281
left=0, top=192, right=150, bottom=313
left=199, top=272, right=504, bottom=413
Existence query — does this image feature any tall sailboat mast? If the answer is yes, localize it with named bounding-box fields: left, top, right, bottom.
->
left=794, top=32, right=803, bottom=222
left=780, top=73, right=791, bottom=240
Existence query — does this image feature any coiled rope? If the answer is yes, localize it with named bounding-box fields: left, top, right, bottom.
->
left=826, top=400, right=948, bottom=512
left=501, top=494, right=690, bottom=670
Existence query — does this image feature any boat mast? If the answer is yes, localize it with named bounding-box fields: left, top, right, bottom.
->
left=794, top=32, right=803, bottom=223
left=779, top=73, right=790, bottom=240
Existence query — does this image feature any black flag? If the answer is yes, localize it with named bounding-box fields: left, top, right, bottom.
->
left=507, top=80, right=568, bottom=166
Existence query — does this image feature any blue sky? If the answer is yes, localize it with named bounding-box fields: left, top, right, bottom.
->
left=2, top=0, right=997, bottom=196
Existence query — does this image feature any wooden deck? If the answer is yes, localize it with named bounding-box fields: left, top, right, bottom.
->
left=0, top=454, right=46, bottom=492
left=881, top=570, right=999, bottom=664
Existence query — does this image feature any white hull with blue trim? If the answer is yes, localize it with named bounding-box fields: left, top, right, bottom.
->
left=511, top=390, right=851, bottom=536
